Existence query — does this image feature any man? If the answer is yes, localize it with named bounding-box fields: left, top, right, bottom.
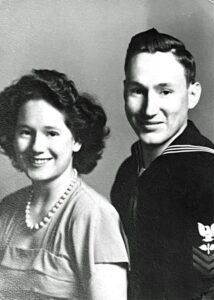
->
left=111, top=28, right=214, bottom=300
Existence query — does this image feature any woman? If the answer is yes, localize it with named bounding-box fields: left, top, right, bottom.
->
left=0, top=69, right=129, bottom=299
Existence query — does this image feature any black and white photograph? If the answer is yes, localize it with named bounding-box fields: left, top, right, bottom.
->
left=0, top=0, right=214, bottom=299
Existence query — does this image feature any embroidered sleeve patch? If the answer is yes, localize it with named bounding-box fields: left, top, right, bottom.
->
left=193, top=223, right=214, bottom=277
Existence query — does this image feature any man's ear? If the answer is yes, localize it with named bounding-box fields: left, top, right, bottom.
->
left=123, top=80, right=127, bottom=99
left=188, top=82, right=202, bottom=109
left=123, top=79, right=126, bottom=90
left=73, top=141, right=82, bottom=153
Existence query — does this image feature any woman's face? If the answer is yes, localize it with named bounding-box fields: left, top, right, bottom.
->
left=14, top=99, right=81, bottom=183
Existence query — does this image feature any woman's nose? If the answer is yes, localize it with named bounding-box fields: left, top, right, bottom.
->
left=31, top=133, right=47, bottom=153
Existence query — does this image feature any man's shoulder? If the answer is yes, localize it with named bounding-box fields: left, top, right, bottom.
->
left=172, top=120, right=214, bottom=149
left=115, top=155, right=135, bottom=177
left=159, top=136, right=214, bottom=191
left=162, top=121, right=214, bottom=165
left=111, top=141, right=139, bottom=209
left=111, top=141, right=140, bottom=187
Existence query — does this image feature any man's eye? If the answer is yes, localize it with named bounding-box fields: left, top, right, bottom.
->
left=47, top=131, right=59, bottom=137
left=130, top=88, right=143, bottom=95
left=160, top=90, right=172, bottom=95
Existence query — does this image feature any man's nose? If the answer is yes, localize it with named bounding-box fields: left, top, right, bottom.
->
left=31, top=133, right=47, bottom=153
left=143, top=91, right=159, bottom=117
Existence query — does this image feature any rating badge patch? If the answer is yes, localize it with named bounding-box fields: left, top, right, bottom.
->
left=193, top=223, right=214, bottom=276
left=198, top=222, right=214, bottom=254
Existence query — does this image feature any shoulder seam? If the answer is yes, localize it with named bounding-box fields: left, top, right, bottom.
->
left=163, top=145, right=214, bottom=155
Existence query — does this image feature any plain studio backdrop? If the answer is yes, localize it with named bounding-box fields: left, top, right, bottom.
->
left=0, top=0, right=214, bottom=200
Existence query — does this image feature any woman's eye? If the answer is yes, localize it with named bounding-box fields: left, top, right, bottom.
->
left=19, top=129, right=31, bottom=136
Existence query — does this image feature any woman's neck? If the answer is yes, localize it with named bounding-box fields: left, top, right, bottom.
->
left=31, top=168, right=77, bottom=206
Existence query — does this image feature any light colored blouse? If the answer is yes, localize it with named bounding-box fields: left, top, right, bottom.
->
left=0, top=178, right=129, bottom=299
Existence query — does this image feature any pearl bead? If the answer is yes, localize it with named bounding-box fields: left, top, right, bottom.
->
left=25, top=169, right=77, bottom=231
left=44, top=217, right=50, bottom=223
left=34, top=224, right=39, bottom=230
left=39, top=221, right=45, bottom=227
left=47, top=211, right=54, bottom=218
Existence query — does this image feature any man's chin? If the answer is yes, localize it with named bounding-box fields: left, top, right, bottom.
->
left=138, top=132, right=167, bottom=147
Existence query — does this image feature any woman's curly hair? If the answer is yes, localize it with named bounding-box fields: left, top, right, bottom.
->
left=0, top=69, right=110, bottom=174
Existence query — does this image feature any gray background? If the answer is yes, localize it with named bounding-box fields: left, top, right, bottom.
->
left=0, top=0, right=213, bottom=199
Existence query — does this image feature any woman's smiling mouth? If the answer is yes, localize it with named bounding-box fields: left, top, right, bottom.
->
left=29, top=157, right=53, bottom=166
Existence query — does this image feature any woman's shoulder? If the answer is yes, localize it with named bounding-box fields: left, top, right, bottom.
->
left=72, top=179, right=119, bottom=219
left=0, top=185, right=31, bottom=208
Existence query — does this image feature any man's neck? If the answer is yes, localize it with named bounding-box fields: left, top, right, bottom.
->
left=141, top=124, right=187, bottom=168
left=141, top=143, right=167, bottom=168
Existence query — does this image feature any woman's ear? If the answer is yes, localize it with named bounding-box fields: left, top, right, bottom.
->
left=73, top=141, right=82, bottom=152
left=188, top=81, right=202, bottom=109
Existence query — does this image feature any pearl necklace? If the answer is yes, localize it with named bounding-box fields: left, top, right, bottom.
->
left=25, top=169, right=77, bottom=231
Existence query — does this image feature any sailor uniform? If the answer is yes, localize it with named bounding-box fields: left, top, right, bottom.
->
left=111, top=121, right=214, bottom=300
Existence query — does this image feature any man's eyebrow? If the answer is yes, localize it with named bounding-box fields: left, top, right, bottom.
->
left=156, top=83, right=174, bottom=88
left=126, top=81, right=174, bottom=87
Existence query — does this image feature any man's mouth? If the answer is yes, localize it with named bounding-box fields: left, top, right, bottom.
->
left=135, top=119, right=164, bottom=132
left=142, top=121, right=162, bottom=125
left=136, top=119, right=163, bottom=126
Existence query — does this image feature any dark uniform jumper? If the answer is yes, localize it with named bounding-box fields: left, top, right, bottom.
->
left=111, top=121, right=214, bottom=300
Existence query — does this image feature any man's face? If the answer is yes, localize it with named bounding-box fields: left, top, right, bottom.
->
left=124, top=51, right=199, bottom=148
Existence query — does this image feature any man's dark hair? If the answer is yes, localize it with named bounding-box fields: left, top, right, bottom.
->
left=125, top=28, right=196, bottom=85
